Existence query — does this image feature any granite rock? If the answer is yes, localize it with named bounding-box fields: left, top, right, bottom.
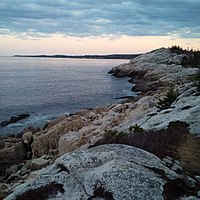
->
left=6, top=144, right=198, bottom=200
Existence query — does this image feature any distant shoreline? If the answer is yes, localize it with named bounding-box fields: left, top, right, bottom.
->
left=14, top=54, right=140, bottom=60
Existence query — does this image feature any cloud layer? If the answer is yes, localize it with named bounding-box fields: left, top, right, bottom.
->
left=0, top=0, right=199, bottom=38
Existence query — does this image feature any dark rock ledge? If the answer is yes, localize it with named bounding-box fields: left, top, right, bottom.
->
left=0, top=114, right=30, bottom=127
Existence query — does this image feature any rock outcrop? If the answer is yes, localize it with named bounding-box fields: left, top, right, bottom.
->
left=0, top=114, right=30, bottom=127
left=110, top=48, right=197, bottom=96
left=5, top=144, right=200, bottom=200
left=25, top=48, right=200, bottom=160
left=31, top=107, right=109, bottom=158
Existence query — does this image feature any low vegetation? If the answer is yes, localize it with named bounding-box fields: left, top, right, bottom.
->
left=192, top=69, right=200, bottom=92
left=129, top=124, right=144, bottom=133
left=170, top=45, right=200, bottom=68
left=92, top=121, right=189, bottom=159
left=156, top=87, right=179, bottom=110
left=104, top=130, right=126, bottom=140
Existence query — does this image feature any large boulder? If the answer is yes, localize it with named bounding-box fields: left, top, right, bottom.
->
left=5, top=144, right=199, bottom=200
left=58, top=125, right=103, bottom=156
left=31, top=117, right=86, bottom=158
left=31, top=107, right=109, bottom=158
left=0, top=141, right=26, bottom=175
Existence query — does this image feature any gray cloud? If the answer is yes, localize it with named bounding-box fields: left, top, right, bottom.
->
left=0, top=0, right=199, bottom=38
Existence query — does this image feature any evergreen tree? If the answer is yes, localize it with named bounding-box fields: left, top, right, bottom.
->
left=157, top=88, right=178, bottom=110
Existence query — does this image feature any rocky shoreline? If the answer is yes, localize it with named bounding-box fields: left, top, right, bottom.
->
left=1, top=47, right=200, bottom=199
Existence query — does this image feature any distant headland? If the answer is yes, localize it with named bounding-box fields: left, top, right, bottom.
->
left=14, top=54, right=140, bottom=59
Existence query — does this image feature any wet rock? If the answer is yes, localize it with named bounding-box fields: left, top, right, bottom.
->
left=0, top=114, right=30, bottom=127
left=0, top=120, right=10, bottom=127
left=10, top=114, right=30, bottom=123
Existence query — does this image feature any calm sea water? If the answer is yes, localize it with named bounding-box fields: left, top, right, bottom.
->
left=0, top=57, right=134, bottom=135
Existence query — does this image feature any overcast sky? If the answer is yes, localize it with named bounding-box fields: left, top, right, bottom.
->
left=0, top=0, right=199, bottom=55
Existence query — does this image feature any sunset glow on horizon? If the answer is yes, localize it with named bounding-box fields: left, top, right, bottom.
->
left=0, top=0, right=199, bottom=55
left=0, top=35, right=199, bottom=56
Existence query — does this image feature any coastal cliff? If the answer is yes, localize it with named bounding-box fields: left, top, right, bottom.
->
left=1, top=47, right=200, bottom=199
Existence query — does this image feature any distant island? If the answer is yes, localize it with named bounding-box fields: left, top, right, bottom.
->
left=14, top=54, right=140, bottom=59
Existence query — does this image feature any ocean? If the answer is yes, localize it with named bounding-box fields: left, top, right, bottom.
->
left=0, top=57, right=135, bottom=136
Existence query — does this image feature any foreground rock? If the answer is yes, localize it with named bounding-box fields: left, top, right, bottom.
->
left=5, top=144, right=200, bottom=200
left=0, top=138, right=26, bottom=176
left=0, top=127, right=35, bottom=177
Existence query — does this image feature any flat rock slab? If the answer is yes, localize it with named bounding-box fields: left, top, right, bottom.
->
left=30, top=157, right=49, bottom=170
left=6, top=144, right=196, bottom=200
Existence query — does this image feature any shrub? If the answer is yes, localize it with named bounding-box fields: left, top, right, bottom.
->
left=91, top=121, right=189, bottom=159
left=192, top=69, right=200, bottom=92
left=129, top=124, right=144, bottom=133
left=104, top=130, right=125, bottom=140
left=170, top=45, right=184, bottom=54
left=170, top=45, right=200, bottom=68
left=156, top=87, right=179, bottom=110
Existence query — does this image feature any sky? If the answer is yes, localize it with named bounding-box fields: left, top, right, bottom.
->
left=0, top=0, right=199, bottom=55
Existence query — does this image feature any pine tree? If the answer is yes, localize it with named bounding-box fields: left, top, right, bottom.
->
left=157, top=88, right=178, bottom=110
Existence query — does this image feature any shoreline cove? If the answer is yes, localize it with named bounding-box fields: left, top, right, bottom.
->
left=0, top=58, right=134, bottom=136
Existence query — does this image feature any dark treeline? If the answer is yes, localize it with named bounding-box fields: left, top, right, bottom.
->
left=170, top=45, right=200, bottom=68
left=14, top=54, right=140, bottom=60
